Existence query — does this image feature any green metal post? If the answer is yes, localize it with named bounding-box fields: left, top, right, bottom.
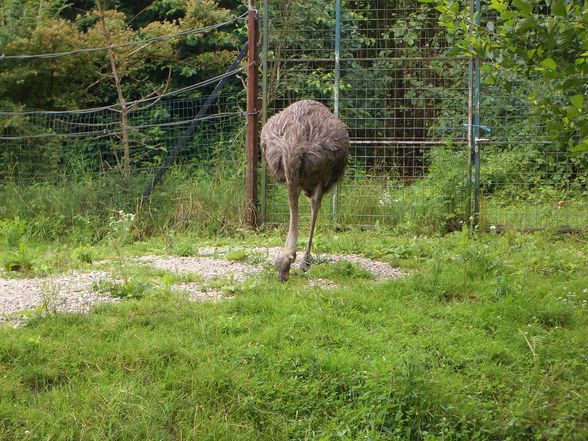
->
left=466, top=0, right=474, bottom=224
left=260, top=0, right=269, bottom=224
left=473, top=0, right=481, bottom=226
left=467, top=0, right=481, bottom=228
left=332, top=0, right=342, bottom=223
left=466, top=57, right=474, bottom=224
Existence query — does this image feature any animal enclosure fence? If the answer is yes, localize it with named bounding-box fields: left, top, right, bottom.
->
left=1, top=2, right=586, bottom=233
left=0, top=12, right=250, bottom=213
left=1, top=92, right=245, bottom=182
left=259, top=0, right=588, bottom=232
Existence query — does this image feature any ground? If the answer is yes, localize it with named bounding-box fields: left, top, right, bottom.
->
left=0, top=245, right=402, bottom=326
left=0, top=230, right=587, bottom=440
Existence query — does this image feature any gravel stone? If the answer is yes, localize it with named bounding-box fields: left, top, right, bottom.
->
left=137, top=255, right=261, bottom=281
left=250, top=246, right=403, bottom=281
left=0, top=247, right=403, bottom=328
left=172, top=283, right=228, bottom=302
left=0, top=271, right=119, bottom=327
left=197, top=246, right=230, bottom=256
left=308, top=278, right=339, bottom=290
left=318, top=254, right=404, bottom=281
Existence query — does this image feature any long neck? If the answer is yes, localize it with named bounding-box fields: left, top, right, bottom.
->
left=285, top=185, right=300, bottom=253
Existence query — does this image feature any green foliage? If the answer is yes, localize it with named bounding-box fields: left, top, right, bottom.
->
left=0, top=218, right=28, bottom=248
left=225, top=248, right=249, bottom=262
left=1, top=242, right=34, bottom=272
left=403, top=147, right=469, bottom=231
left=172, top=240, right=196, bottom=257
left=433, top=0, right=588, bottom=151
left=93, top=279, right=154, bottom=299
left=0, top=0, right=243, bottom=109
left=318, top=260, right=374, bottom=280
left=72, top=246, right=94, bottom=264
left=0, top=165, right=246, bottom=243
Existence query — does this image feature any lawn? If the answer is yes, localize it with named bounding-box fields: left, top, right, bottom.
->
left=0, top=229, right=587, bottom=440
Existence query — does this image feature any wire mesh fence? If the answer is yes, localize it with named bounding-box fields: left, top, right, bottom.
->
left=478, top=70, right=588, bottom=231
left=1, top=1, right=586, bottom=233
left=0, top=10, right=249, bottom=199
left=0, top=92, right=245, bottom=183
left=262, top=0, right=470, bottom=230
left=260, top=0, right=588, bottom=232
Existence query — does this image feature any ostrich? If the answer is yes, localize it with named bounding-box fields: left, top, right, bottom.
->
left=261, top=100, right=350, bottom=281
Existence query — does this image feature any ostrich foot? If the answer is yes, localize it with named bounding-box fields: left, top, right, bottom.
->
left=299, top=254, right=312, bottom=272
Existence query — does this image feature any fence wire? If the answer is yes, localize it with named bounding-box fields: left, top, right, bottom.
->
left=1, top=2, right=586, bottom=233
left=262, top=1, right=469, bottom=230
left=0, top=91, right=245, bottom=184
left=261, top=0, right=587, bottom=232
left=0, top=11, right=249, bottom=212
left=479, top=70, right=588, bottom=231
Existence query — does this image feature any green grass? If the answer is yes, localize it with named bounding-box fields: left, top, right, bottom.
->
left=480, top=196, right=588, bottom=231
left=0, top=165, right=247, bottom=244
left=3, top=150, right=586, bottom=245
left=1, top=230, right=587, bottom=440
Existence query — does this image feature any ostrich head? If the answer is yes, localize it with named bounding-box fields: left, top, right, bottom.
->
left=275, top=251, right=296, bottom=281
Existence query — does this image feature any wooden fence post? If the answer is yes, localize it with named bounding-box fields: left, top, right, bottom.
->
left=246, top=7, right=260, bottom=228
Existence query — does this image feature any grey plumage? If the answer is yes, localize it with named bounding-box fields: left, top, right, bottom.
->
left=261, top=100, right=350, bottom=281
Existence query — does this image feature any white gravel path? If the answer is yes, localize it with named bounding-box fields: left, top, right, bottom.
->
left=218, top=246, right=404, bottom=281
left=172, top=283, right=227, bottom=302
left=0, top=271, right=119, bottom=327
left=0, top=248, right=403, bottom=327
left=136, top=255, right=261, bottom=281
left=308, top=278, right=339, bottom=290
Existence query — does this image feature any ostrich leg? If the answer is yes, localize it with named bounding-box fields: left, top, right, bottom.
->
left=276, top=182, right=301, bottom=281
left=300, top=185, right=323, bottom=272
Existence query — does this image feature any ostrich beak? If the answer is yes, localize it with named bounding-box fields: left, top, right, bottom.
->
left=278, top=270, right=289, bottom=282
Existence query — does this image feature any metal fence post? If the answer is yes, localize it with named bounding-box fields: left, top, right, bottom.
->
left=142, top=43, right=249, bottom=201
left=260, top=0, right=269, bottom=225
left=247, top=7, right=260, bottom=228
left=466, top=32, right=474, bottom=221
left=473, top=0, right=482, bottom=227
left=467, top=0, right=481, bottom=227
left=332, top=0, right=342, bottom=223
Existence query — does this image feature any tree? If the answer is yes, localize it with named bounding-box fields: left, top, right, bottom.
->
left=432, top=0, right=588, bottom=151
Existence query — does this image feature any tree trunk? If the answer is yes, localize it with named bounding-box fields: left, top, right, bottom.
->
left=97, top=0, right=131, bottom=186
